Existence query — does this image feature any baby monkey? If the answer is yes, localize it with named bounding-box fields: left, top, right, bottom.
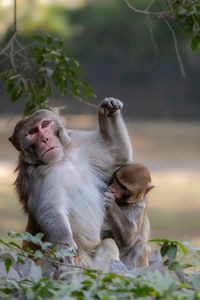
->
left=103, top=163, right=154, bottom=269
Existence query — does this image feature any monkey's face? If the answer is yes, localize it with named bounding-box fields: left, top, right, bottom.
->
left=109, top=177, right=132, bottom=203
left=9, top=110, right=71, bottom=164
left=25, top=118, right=64, bottom=164
left=110, top=176, right=145, bottom=205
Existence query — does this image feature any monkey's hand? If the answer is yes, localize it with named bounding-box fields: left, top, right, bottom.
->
left=104, top=191, right=116, bottom=209
left=55, top=241, right=77, bottom=265
left=99, top=98, right=123, bottom=117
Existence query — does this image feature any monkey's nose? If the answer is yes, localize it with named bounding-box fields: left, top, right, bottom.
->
left=41, top=137, right=48, bottom=143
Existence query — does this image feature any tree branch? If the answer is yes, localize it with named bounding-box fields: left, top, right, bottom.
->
left=145, top=0, right=155, bottom=12
left=162, top=16, right=186, bottom=78
left=124, top=0, right=171, bottom=17
left=14, top=0, right=17, bottom=33
left=146, top=15, right=159, bottom=60
left=124, top=0, right=186, bottom=77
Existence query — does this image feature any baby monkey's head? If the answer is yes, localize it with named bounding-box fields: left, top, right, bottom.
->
left=110, top=163, right=154, bottom=205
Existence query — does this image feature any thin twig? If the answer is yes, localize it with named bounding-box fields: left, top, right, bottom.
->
left=145, top=0, right=155, bottom=12
left=14, top=0, right=17, bottom=32
left=69, top=91, right=98, bottom=108
left=14, top=51, right=26, bottom=59
left=42, top=256, right=87, bottom=271
left=15, top=38, right=25, bottom=50
left=10, top=74, right=22, bottom=80
left=9, top=244, right=87, bottom=271
left=162, top=16, right=186, bottom=78
left=124, top=0, right=171, bottom=17
left=0, top=33, right=16, bottom=56
left=10, top=40, right=17, bottom=70
left=165, top=0, right=174, bottom=16
left=77, top=97, right=98, bottom=108
left=146, top=15, right=159, bottom=60
left=0, top=46, right=26, bottom=64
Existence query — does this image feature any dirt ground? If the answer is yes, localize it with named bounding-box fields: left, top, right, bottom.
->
left=0, top=115, right=200, bottom=246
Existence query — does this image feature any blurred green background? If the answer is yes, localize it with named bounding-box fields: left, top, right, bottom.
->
left=0, top=0, right=199, bottom=246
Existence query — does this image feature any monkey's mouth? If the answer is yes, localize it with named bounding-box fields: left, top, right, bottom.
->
left=42, top=147, right=59, bottom=156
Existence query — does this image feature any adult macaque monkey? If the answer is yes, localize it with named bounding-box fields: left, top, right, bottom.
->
left=102, top=163, right=154, bottom=269
left=9, top=98, right=133, bottom=272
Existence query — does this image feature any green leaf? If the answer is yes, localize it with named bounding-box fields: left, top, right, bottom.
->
left=30, top=264, right=42, bottom=282
left=9, top=241, right=21, bottom=249
left=81, top=81, right=94, bottom=100
left=191, top=36, right=200, bottom=51
left=25, top=247, right=31, bottom=253
left=34, top=35, right=45, bottom=43
left=0, top=238, right=10, bottom=247
left=37, top=286, right=54, bottom=298
left=169, top=261, right=192, bottom=271
left=176, top=241, right=187, bottom=255
left=17, top=257, right=25, bottom=264
left=4, top=257, right=12, bottom=273
left=34, top=250, right=44, bottom=259
left=160, top=241, right=169, bottom=257
left=149, top=238, right=169, bottom=243
left=166, top=244, right=177, bottom=263
left=191, top=273, right=200, bottom=290
left=46, top=35, right=53, bottom=45
left=0, top=287, right=14, bottom=295
left=150, top=238, right=187, bottom=255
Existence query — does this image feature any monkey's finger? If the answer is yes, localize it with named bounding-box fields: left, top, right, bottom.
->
left=110, top=98, right=123, bottom=110
left=101, top=98, right=116, bottom=110
left=99, top=104, right=110, bottom=116
left=104, top=192, right=115, bottom=200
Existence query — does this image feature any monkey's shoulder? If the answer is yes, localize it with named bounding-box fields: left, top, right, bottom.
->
left=68, top=129, right=106, bottom=147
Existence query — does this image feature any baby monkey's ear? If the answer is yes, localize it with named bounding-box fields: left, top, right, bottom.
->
left=145, top=183, right=155, bottom=195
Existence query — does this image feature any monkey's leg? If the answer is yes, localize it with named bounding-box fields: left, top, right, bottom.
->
left=132, top=243, right=150, bottom=268
left=91, top=238, right=120, bottom=272
left=22, top=217, right=45, bottom=252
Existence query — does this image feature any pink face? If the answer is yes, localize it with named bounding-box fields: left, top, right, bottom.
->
left=25, top=118, right=63, bottom=163
left=109, top=177, right=128, bottom=200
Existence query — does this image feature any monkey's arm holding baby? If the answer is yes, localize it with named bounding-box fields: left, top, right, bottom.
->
left=9, top=98, right=133, bottom=271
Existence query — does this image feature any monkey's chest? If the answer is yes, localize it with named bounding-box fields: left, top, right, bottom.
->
left=62, top=160, right=104, bottom=214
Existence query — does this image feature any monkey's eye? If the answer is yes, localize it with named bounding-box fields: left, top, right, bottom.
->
left=29, top=128, right=38, bottom=135
left=41, top=120, right=50, bottom=128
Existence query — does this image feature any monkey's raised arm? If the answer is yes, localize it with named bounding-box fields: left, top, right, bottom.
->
left=98, top=98, right=133, bottom=164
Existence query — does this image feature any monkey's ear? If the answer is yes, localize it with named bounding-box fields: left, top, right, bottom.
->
left=145, top=183, right=155, bottom=195
left=58, top=128, right=71, bottom=146
left=8, top=135, right=21, bottom=151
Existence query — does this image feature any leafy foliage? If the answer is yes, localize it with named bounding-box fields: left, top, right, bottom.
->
left=0, top=233, right=200, bottom=299
left=0, top=231, right=75, bottom=265
left=150, top=238, right=193, bottom=271
left=0, top=35, right=94, bottom=116
left=169, top=0, right=200, bottom=50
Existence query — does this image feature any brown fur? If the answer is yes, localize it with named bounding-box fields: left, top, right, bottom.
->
left=102, top=163, right=154, bottom=269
